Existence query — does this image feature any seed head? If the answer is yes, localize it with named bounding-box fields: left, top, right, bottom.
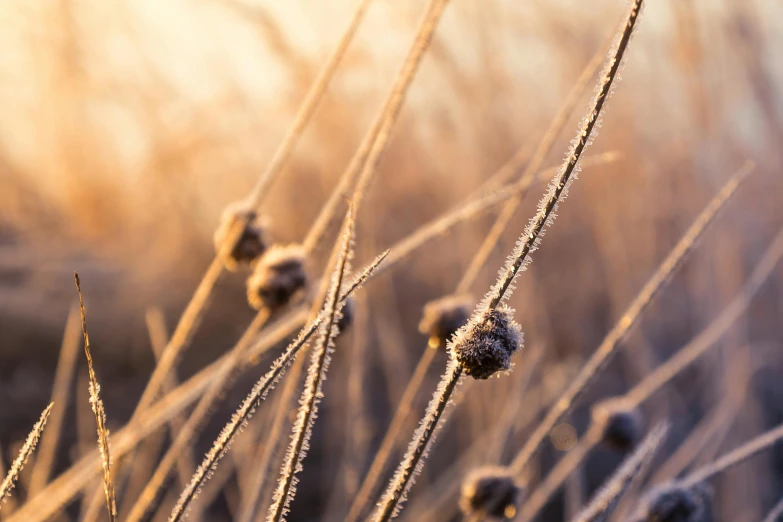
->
left=633, top=483, right=712, bottom=522
left=418, top=294, right=473, bottom=349
left=246, top=244, right=308, bottom=310
left=460, top=466, right=524, bottom=520
left=214, top=202, right=268, bottom=270
left=591, top=397, right=644, bottom=452
left=451, top=306, right=522, bottom=380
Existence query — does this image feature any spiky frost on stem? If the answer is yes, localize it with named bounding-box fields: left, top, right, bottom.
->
left=267, top=208, right=355, bottom=521
left=573, top=422, right=668, bottom=522
left=373, top=2, right=646, bottom=519
left=0, top=403, right=53, bottom=508
left=682, top=422, right=783, bottom=486
left=509, top=161, right=753, bottom=475
left=373, top=360, right=463, bottom=521
left=167, top=245, right=387, bottom=522
left=484, top=0, right=644, bottom=311
left=74, top=273, right=117, bottom=522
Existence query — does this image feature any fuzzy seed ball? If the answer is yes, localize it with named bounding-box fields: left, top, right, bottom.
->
left=246, top=244, right=308, bottom=310
left=460, top=467, right=524, bottom=520
left=214, top=202, right=268, bottom=270
left=451, top=306, right=522, bottom=380
left=591, top=397, right=643, bottom=452
left=418, top=294, right=473, bottom=349
left=634, top=483, right=712, bottom=522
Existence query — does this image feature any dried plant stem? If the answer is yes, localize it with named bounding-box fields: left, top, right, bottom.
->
left=27, top=306, right=80, bottom=495
left=126, top=308, right=272, bottom=522
left=571, top=423, right=668, bottom=522
left=133, top=222, right=243, bottom=412
left=236, top=371, right=298, bottom=522
left=762, top=496, right=783, bottom=522
left=245, top=0, right=374, bottom=208
left=160, top=249, right=385, bottom=522
left=488, top=0, right=642, bottom=310
left=145, top=308, right=201, bottom=506
left=0, top=403, right=54, bottom=509
left=682, top=423, right=783, bottom=486
left=455, top=36, right=610, bottom=293
left=380, top=152, right=620, bottom=278
left=518, top=424, right=604, bottom=522
left=8, top=255, right=384, bottom=522
left=345, top=346, right=438, bottom=522
left=651, top=399, right=739, bottom=484
left=624, top=226, right=783, bottom=407
left=402, top=346, right=543, bottom=522
left=374, top=2, right=644, bottom=519
left=373, top=361, right=463, bottom=521
left=112, top=0, right=370, bottom=446
left=302, top=0, right=450, bottom=254
left=4, top=147, right=613, bottom=522
left=509, top=161, right=753, bottom=475
left=266, top=209, right=355, bottom=522
left=74, top=273, right=117, bottom=522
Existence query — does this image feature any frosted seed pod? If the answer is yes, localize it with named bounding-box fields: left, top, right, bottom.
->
left=633, top=483, right=712, bottom=522
left=214, top=202, right=268, bottom=270
left=418, top=294, right=473, bottom=349
left=460, top=466, right=524, bottom=520
left=246, top=245, right=308, bottom=310
left=591, top=397, right=643, bottom=452
left=451, top=306, right=522, bottom=380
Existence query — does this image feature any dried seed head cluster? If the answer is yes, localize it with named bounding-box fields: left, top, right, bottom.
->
left=633, top=483, right=712, bottom=522
left=450, top=306, right=522, bottom=380
left=214, top=202, right=268, bottom=270
left=418, top=294, right=473, bottom=349
left=591, top=397, right=644, bottom=452
left=246, top=244, right=308, bottom=310
left=459, top=466, right=524, bottom=520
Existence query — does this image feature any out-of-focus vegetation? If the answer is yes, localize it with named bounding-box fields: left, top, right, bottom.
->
left=1, top=0, right=783, bottom=520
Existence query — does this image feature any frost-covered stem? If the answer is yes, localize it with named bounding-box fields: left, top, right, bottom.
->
left=456, top=38, right=608, bottom=294
left=683, top=422, right=783, bottom=486
left=517, top=425, right=603, bottom=522
left=74, top=273, right=117, bottom=522
left=762, top=495, right=783, bottom=522
left=509, top=162, right=751, bottom=475
left=128, top=309, right=271, bottom=522
left=571, top=423, right=668, bottom=522
left=246, top=0, right=373, bottom=208
left=302, top=0, right=450, bottom=254
left=487, top=0, right=643, bottom=310
left=7, top=262, right=383, bottom=522
left=380, top=152, right=619, bottom=279
left=373, top=361, right=463, bottom=521
left=0, top=403, right=54, bottom=508
left=625, top=222, right=783, bottom=408
left=267, top=209, right=355, bottom=521
left=346, top=346, right=438, bottom=522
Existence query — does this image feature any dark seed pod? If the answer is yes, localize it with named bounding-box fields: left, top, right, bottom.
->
left=591, top=397, right=644, bottom=452
left=418, top=294, right=473, bottom=349
left=633, top=483, right=712, bottom=522
left=451, top=306, right=522, bottom=380
left=246, top=244, right=308, bottom=310
left=214, top=202, right=268, bottom=271
left=460, top=466, right=524, bottom=520
left=336, top=296, right=355, bottom=331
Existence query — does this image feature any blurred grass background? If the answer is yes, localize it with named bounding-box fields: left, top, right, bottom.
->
left=1, top=0, right=783, bottom=520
